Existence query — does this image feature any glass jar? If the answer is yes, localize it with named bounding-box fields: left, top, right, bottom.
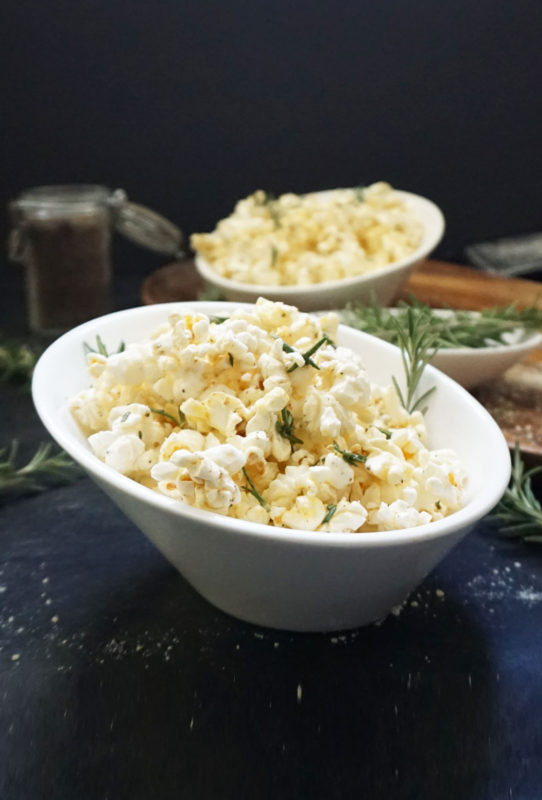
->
left=9, top=185, right=183, bottom=335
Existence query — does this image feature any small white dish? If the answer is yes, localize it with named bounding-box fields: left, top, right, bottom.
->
left=431, top=327, right=542, bottom=389
left=32, top=302, right=510, bottom=632
left=339, top=307, right=542, bottom=389
left=195, top=191, right=445, bottom=311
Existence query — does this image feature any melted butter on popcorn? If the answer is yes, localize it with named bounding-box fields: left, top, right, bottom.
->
left=191, top=182, right=424, bottom=287
left=71, top=298, right=466, bottom=533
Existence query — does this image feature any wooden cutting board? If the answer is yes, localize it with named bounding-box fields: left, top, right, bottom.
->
left=141, top=258, right=542, bottom=458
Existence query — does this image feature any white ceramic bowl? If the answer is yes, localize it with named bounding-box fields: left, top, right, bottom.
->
left=339, top=308, right=542, bottom=389
left=195, top=191, right=445, bottom=311
left=431, top=330, right=542, bottom=389
left=32, top=302, right=510, bottom=632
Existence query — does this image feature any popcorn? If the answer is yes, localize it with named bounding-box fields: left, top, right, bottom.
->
left=191, top=183, right=423, bottom=287
left=71, top=298, right=466, bottom=532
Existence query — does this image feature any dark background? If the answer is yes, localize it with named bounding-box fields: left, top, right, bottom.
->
left=2, top=0, right=542, bottom=296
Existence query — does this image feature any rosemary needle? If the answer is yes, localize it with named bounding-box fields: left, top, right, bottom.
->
left=83, top=336, right=125, bottom=357
left=242, top=467, right=270, bottom=511
left=0, top=441, right=81, bottom=500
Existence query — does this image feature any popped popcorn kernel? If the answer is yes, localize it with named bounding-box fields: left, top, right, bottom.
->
left=71, top=299, right=466, bottom=532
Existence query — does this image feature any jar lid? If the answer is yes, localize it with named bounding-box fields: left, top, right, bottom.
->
left=11, top=185, right=112, bottom=217
left=109, top=189, right=185, bottom=258
left=9, top=185, right=185, bottom=260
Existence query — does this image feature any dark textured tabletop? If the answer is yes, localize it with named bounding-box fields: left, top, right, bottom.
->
left=1, top=265, right=542, bottom=800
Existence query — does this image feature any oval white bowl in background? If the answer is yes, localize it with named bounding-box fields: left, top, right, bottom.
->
left=195, top=191, right=445, bottom=311
left=32, top=302, right=510, bottom=632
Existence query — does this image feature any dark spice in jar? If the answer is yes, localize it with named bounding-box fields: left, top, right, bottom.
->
left=10, top=184, right=185, bottom=335
left=23, top=209, right=112, bottom=333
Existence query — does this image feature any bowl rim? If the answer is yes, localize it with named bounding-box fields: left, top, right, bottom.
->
left=32, top=300, right=511, bottom=550
left=194, top=190, right=445, bottom=296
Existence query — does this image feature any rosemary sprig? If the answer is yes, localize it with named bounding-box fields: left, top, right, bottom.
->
left=242, top=467, right=270, bottom=511
left=283, top=333, right=335, bottom=373
left=0, top=339, right=37, bottom=386
left=84, top=335, right=125, bottom=357
left=275, top=408, right=303, bottom=447
left=0, top=441, right=81, bottom=499
left=390, top=307, right=438, bottom=414
left=490, top=445, right=542, bottom=543
left=333, top=441, right=367, bottom=465
left=341, top=299, right=542, bottom=350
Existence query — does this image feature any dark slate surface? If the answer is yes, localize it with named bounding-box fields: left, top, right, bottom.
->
left=1, top=275, right=542, bottom=799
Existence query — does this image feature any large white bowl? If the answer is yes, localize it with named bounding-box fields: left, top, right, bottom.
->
left=32, top=302, right=510, bottom=632
left=194, top=191, right=445, bottom=311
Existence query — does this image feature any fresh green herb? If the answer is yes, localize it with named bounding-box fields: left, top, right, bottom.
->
left=209, top=315, right=229, bottom=324
left=120, top=411, right=131, bottom=423
left=84, top=335, right=125, bottom=357
left=490, top=445, right=542, bottom=543
left=256, top=191, right=282, bottom=226
left=353, top=186, right=367, bottom=202
left=389, top=307, right=438, bottom=414
left=265, top=193, right=282, bottom=227
left=284, top=333, right=335, bottom=373
left=242, top=467, right=270, bottom=511
left=149, top=408, right=183, bottom=426
left=198, top=283, right=226, bottom=301
left=275, top=408, right=303, bottom=447
left=321, top=504, right=337, bottom=525
left=333, top=441, right=367, bottom=465
left=270, top=244, right=279, bottom=267
left=0, top=441, right=81, bottom=499
left=0, top=339, right=37, bottom=386
left=377, top=427, right=392, bottom=439
left=341, top=298, right=542, bottom=350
